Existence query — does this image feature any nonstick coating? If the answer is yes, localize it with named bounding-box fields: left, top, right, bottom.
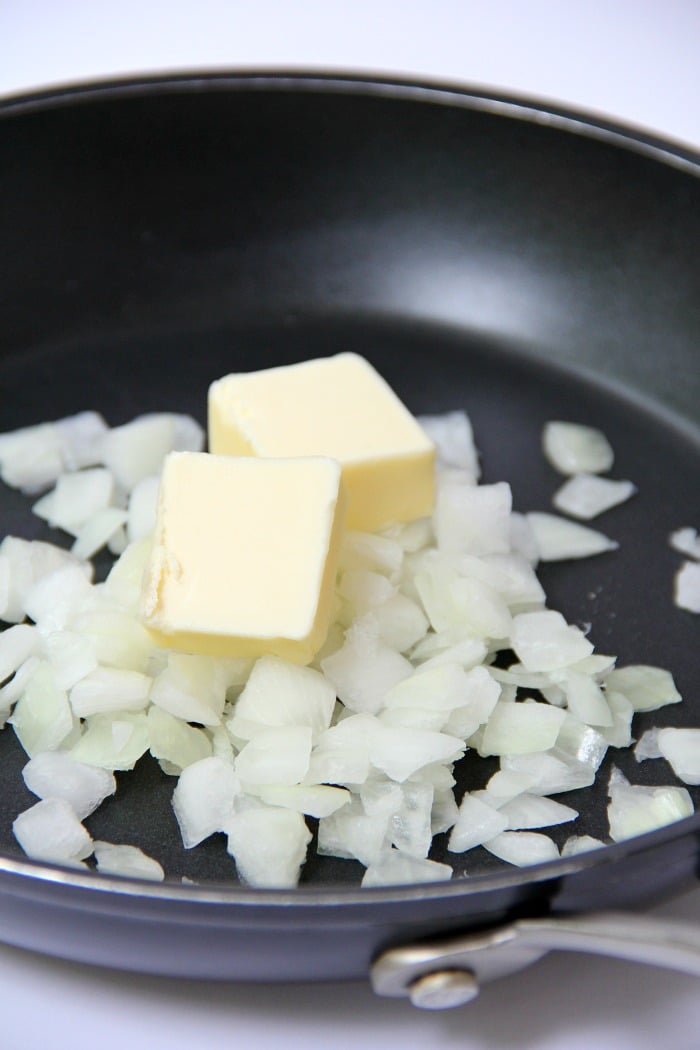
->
left=0, top=74, right=698, bottom=982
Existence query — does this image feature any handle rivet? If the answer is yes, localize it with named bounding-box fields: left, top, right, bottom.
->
left=408, top=969, right=480, bottom=1010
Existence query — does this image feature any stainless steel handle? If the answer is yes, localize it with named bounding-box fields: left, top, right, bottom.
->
left=370, top=911, right=700, bottom=1009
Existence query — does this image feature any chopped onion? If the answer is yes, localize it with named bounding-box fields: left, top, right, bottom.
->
left=484, top=830, right=560, bottom=866
left=479, top=701, right=566, bottom=756
left=69, top=711, right=149, bottom=770
left=93, top=841, right=165, bottom=881
left=9, top=662, right=77, bottom=756
left=499, top=793, right=578, bottom=830
left=69, top=666, right=151, bottom=717
left=608, top=777, right=693, bottom=841
left=634, top=728, right=663, bottom=762
left=225, top=805, right=311, bottom=888
left=362, top=849, right=453, bottom=887
left=417, top=410, right=480, bottom=478
left=511, top=610, right=593, bottom=672
left=13, top=797, right=93, bottom=863
left=553, top=474, right=636, bottom=520
left=604, top=665, right=681, bottom=712
left=147, top=706, right=212, bottom=773
left=448, top=793, right=508, bottom=853
left=32, top=468, right=116, bottom=536
left=434, top=481, right=512, bottom=557
left=527, top=512, right=618, bottom=561
left=22, top=751, right=116, bottom=818
left=657, top=728, right=700, bottom=785
left=0, top=623, right=40, bottom=684
left=542, top=421, right=614, bottom=475
left=172, top=756, right=240, bottom=847
left=674, top=560, right=700, bottom=613
left=561, top=835, right=605, bottom=856
left=669, top=527, right=700, bottom=561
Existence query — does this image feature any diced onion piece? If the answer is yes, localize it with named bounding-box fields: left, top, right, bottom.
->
left=552, top=474, right=636, bottom=520
left=71, top=507, right=128, bottom=561
left=369, top=724, right=464, bottom=783
left=147, top=706, right=212, bottom=773
left=511, top=610, right=593, bottom=672
left=23, top=564, right=97, bottom=636
left=9, top=662, right=76, bottom=756
left=235, top=725, right=312, bottom=786
left=657, top=728, right=700, bottom=785
left=499, top=793, right=578, bottom=830
left=560, top=671, right=612, bottom=727
left=0, top=624, right=40, bottom=684
left=321, top=615, right=413, bottom=715
left=71, top=608, right=153, bottom=672
left=172, top=756, right=240, bottom=847
left=527, top=512, right=618, bottom=561
left=542, top=421, right=614, bottom=475
left=669, top=527, right=700, bottom=561
left=44, top=630, right=98, bottom=690
left=0, top=536, right=92, bottom=624
left=480, top=701, right=566, bottom=756
left=227, top=655, right=335, bottom=742
left=338, top=532, right=403, bottom=576
left=13, top=797, right=93, bottom=863
left=556, top=715, right=608, bottom=772
left=255, top=784, right=351, bottom=818
left=225, top=806, right=311, bottom=888
left=54, top=411, right=110, bottom=471
left=418, top=411, right=480, bottom=477
left=99, top=413, right=204, bottom=492
left=150, top=654, right=227, bottom=726
left=448, top=793, right=508, bottom=853
left=501, top=752, right=595, bottom=795
left=561, top=835, right=606, bottom=856
left=33, top=468, right=116, bottom=536
left=22, top=751, right=116, bottom=818
left=508, top=512, right=540, bottom=566
left=0, top=422, right=64, bottom=493
left=434, top=481, right=512, bottom=556
left=604, top=665, right=681, bottom=712
left=69, top=666, right=151, bottom=718
left=608, top=780, right=693, bottom=841
left=371, top=593, right=430, bottom=652
left=127, top=475, right=161, bottom=542
left=93, top=841, right=165, bottom=881
left=388, top=780, right=434, bottom=859
left=634, top=728, right=663, bottom=762
left=674, top=561, right=700, bottom=613
left=362, top=849, right=453, bottom=887
left=484, top=830, right=560, bottom=866
left=317, top=798, right=389, bottom=867
left=70, top=711, right=149, bottom=770
left=600, top=689, right=635, bottom=748
left=103, top=538, right=152, bottom=614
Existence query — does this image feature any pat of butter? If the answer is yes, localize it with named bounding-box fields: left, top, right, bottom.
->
left=208, top=353, right=435, bottom=531
left=140, top=452, right=346, bottom=664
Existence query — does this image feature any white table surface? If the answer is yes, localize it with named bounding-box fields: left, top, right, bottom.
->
left=1, top=3, right=699, bottom=1048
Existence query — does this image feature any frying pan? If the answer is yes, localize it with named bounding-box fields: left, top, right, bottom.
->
left=0, top=73, right=699, bottom=1007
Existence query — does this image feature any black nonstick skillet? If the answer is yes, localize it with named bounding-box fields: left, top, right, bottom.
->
left=0, top=74, right=698, bottom=1006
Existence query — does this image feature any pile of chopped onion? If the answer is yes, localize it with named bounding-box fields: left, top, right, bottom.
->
left=0, top=407, right=696, bottom=889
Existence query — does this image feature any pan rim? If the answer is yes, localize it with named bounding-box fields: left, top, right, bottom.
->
left=0, top=69, right=698, bottom=912
left=1, top=67, right=699, bottom=175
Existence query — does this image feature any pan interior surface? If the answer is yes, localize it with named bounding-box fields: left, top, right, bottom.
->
left=0, top=77, right=698, bottom=903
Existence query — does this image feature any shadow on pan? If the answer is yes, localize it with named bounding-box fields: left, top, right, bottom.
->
left=0, top=73, right=697, bottom=983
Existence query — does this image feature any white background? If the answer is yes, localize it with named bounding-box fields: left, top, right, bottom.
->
left=1, top=3, right=699, bottom=1048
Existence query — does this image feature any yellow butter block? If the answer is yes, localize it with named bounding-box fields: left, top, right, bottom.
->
left=208, top=353, right=435, bottom=531
left=140, top=452, right=346, bottom=664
